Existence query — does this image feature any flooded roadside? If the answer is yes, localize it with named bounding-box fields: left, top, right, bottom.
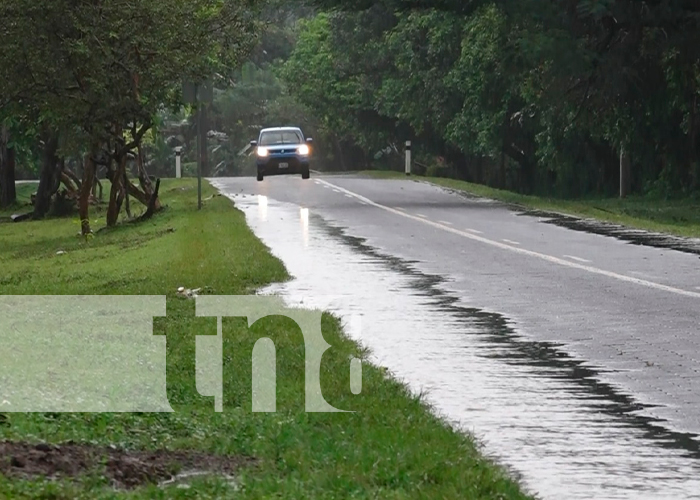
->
left=226, top=191, right=700, bottom=500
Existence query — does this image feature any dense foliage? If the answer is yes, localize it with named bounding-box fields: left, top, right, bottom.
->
left=3, top=0, right=700, bottom=204
left=0, top=0, right=262, bottom=226
left=282, top=0, right=700, bottom=198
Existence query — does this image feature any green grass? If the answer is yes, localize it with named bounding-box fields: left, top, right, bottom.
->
left=0, top=179, right=534, bottom=499
left=0, top=182, right=38, bottom=219
left=362, top=170, right=700, bottom=238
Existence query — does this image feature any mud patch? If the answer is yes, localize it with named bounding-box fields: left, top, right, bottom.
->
left=0, top=441, right=254, bottom=490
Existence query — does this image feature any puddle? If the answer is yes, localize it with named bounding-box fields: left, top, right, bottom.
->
left=226, top=192, right=700, bottom=500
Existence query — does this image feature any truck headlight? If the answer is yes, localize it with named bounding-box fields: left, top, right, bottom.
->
left=257, top=147, right=269, bottom=157
left=298, top=144, right=310, bottom=155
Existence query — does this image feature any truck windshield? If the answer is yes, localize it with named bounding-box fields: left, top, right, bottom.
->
left=259, top=130, right=302, bottom=146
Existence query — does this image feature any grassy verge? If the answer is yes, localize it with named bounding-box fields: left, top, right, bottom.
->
left=0, top=178, right=534, bottom=499
left=362, top=170, right=700, bottom=239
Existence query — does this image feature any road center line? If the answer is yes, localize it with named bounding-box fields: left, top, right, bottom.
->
left=502, top=239, right=520, bottom=246
left=416, top=213, right=429, bottom=219
left=314, top=179, right=700, bottom=299
left=465, top=228, right=484, bottom=234
left=439, top=220, right=454, bottom=226
left=563, top=255, right=591, bottom=263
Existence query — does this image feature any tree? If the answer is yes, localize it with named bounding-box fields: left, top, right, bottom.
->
left=0, top=0, right=264, bottom=230
left=0, top=124, right=16, bottom=208
left=285, top=0, right=700, bottom=197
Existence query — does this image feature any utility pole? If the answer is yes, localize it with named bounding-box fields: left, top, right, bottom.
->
left=196, top=83, right=202, bottom=210
left=183, top=79, right=212, bottom=210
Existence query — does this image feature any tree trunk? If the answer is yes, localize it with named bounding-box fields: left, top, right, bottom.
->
left=0, top=125, right=16, bottom=208
left=334, top=137, right=346, bottom=171
left=136, top=144, right=161, bottom=210
left=500, top=151, right=506, bottom=189
left=79, top=147, right=97, bottom=235
left=138, top=178, right=161, bottom=221
left=63, top=165, right=82, bottom=191
left=123, top=170, right=131, bottom=218
left=33, top=133, right=61, bottom=218
left=60, top=171, right=79, bottom=194
left=107, top=153, right=127, bottom=226
left=125, top=177, right=152, bottom=206
left=620, top=146, right=631, bottom=198
left=689, top=94, right=699, bottom=191
left=475, top=155, right=483, bottom=185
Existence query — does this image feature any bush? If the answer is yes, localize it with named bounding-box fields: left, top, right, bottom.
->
left=425, top=163, right=450, bottom=178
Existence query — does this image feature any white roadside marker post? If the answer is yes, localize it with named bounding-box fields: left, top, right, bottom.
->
left=175, top=146, right=182, bottom=179
left=405, top=140, right=411, bottom=176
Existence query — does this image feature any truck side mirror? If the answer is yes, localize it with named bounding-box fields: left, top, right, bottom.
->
left=250, top=140, right=257, bottom=147
left=306, top=137, right=313, bottom=143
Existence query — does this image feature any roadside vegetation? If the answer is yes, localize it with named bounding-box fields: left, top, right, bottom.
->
left=277, top=1, right=700, bottom=202
left=0, top=179, right=535, bottom=499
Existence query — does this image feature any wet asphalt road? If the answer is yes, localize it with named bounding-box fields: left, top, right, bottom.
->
left=211, top=173, right=700, bottom=438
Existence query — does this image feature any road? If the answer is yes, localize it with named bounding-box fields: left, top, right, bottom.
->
left=212, top=173, right=700, bottom=439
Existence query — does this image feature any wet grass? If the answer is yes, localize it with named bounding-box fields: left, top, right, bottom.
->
left=0, top=178, right=535, bottom=499
left=362, top=170, right=700, bottom=238
left=0, top=182, right=38, bottom=219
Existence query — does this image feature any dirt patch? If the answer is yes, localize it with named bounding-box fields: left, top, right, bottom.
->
left=0, top=441, right=255, bottom=490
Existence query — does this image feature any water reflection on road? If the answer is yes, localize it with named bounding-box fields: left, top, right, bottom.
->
left=229, top=192, right=700, bottom=500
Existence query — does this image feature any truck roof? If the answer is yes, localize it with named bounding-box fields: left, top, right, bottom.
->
left=260, top=126, right=302, bottom=133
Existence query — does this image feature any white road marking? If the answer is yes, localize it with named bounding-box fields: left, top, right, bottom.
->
left=465, top=228, right=484, bottom=235
left=416, top=213, right=429, bottom=219
left=629, top=271, right=661, bottom=281
left=563, top=255, right=591, bottom=263
left=439, top=220, right=454, bottom=226
left=314, top=178, right=700, bottom=299
left=393, top=207, right=406, bottom=211
left=345, top=194, right=353, bottom=199
left=502, top=239, right=520, bottom=246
